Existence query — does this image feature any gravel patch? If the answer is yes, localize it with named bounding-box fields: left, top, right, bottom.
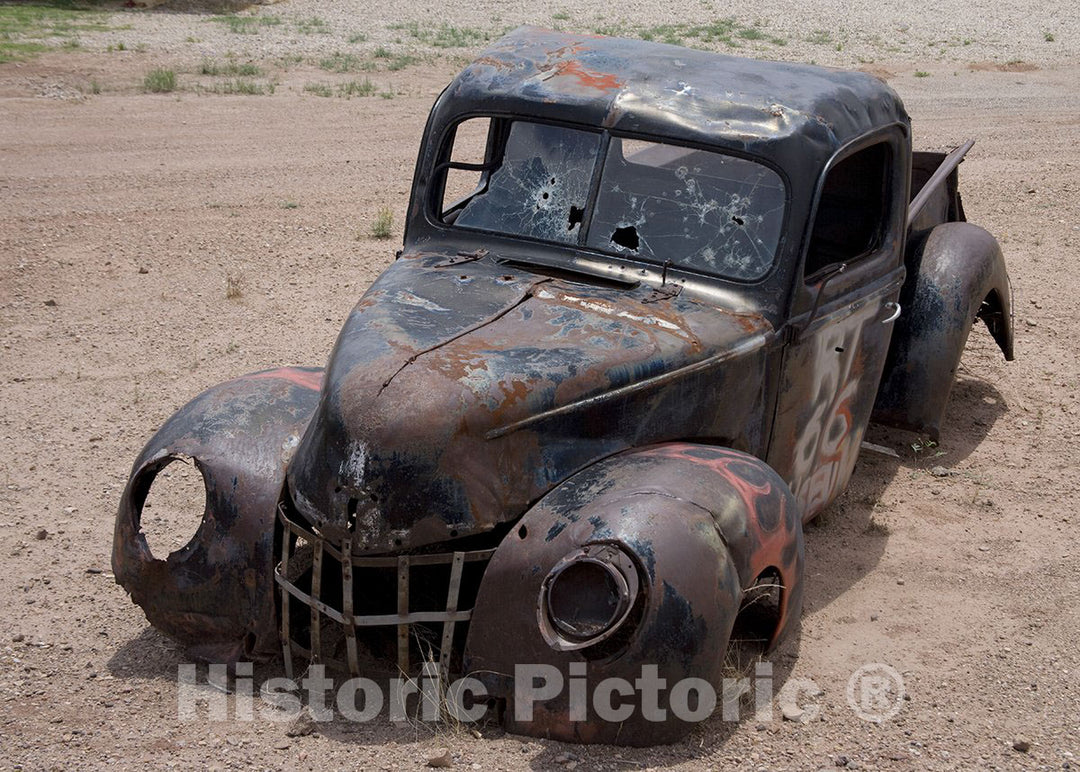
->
left=44, top=0, right=1080, bottom=70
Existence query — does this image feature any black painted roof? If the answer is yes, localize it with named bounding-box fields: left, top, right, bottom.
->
left=442, top=26, right=909, bottom=173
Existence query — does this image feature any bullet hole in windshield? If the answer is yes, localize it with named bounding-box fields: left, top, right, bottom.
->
left=611, top=226, right=639, bottom=251
left=568, top=206, right=584, bottom=231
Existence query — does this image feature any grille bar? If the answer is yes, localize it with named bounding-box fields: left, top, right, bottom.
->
left=276, top=503, right=494, bottom=675
left=439, top=551, right=466, bottom=673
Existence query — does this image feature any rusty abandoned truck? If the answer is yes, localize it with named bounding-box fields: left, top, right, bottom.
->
left=113, top=28, right=1014, bottom=744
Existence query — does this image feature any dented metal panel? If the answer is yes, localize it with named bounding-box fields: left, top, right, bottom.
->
left=112, top=367, right=322, bottom=661
left=463, top=444, right=802, bottom=745
left=871, top=223, right=1014, bottom=439
left=285, top=250, right=774, bottom=555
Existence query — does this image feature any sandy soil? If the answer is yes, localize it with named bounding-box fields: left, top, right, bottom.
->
left=1, top=2, right=1078, bottom=769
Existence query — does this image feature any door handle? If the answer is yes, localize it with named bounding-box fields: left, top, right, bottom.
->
left=882, top=301, right=901, bottom=324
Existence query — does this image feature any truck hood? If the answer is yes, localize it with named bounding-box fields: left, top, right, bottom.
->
left=287, top=251, right=773, bottom=552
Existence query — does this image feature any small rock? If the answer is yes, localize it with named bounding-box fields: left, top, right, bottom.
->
left=285, top=709, right=316, bottom=738
left=566, top=763, right=578, bottom=771
left=44, top=299, right=57, bottom=307
left=272, top=741, right=291, bottom=750
left=896, top=579, right=905, bottom=586
left=554, top=753, right=571, bottom=764
left=870, top=614, right=879, bottom=622
left=12, top=633, right=24, bottom=642
left=427, top=748, right=453, bottom=768
left=85, top=567, right=103, bottom=574
left=782, top=704, right=810, bottom=723
left=1012, top=740, right=1031, bottom=753
left=978, top=545, right=990, bottom=552
left=137, top=267, right=149, bottom=274
left=35, top=529, right=47, bottom=541
left=835, top=756, right=849, bottom=767
left=929, top=466, right=952, bottom=478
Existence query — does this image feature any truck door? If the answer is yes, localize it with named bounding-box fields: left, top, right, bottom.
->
left=768, top=134, right=909, bottom=520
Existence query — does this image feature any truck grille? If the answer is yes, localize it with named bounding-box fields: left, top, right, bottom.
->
left=275, top=502, right=495, bottom=678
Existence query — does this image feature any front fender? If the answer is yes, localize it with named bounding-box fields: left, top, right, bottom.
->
left=872, top=222, right=1014, bottom=439
left=463, top=443, right=802, bottom=745
left=112, top=367, right=323, bottom=662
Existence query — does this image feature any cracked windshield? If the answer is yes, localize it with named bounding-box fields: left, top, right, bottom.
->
left=447, top=120, right=786, bottom=281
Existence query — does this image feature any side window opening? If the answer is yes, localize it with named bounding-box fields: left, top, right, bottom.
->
left=440, top=117, right=492, bottom=222
left=805, top=142, right=892, bottom=278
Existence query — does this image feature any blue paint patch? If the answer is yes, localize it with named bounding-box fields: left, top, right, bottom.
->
left=626, top=537, right=657, bottom=577
left=546, top=521, right=567, bottom=541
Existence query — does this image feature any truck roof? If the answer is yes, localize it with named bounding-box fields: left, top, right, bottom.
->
left=443, top=26, right=909, bottom=174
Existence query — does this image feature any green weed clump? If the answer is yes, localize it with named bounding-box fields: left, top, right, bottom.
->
left=144, top=68, right=177, bottom=93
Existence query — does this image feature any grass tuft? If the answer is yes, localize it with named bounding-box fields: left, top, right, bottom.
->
left=388, top=21, right=492, bottom=48
left=318, top=52, right=373, bottom=73
left=296, top=16, right=331, bottom=35
left=339, top=78, right=376, bottom=98
left=200, top=59, right=261, bottom=77
left=143, top=68, right=177, bottom=93
left=214, top=78, right=272, bottom=95
left=370, top=207, right=394, bottom=239
left=209, top=14, right=282, bottom=35
left=629, top=18, right=789, bottom=50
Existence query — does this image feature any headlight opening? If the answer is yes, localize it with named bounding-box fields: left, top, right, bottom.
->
left=540, top=543, right=642, bottom=652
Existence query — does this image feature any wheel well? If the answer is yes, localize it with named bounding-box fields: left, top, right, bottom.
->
left=976, top=288, right=1012, bottom=359
left=731, top=567, right=784, bottom=654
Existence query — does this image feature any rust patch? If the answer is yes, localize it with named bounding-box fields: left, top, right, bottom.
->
left=551, top=59, right=623, bottom=92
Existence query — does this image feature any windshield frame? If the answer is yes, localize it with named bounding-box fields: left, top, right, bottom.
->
left=430, top=115, right=793, bottom=285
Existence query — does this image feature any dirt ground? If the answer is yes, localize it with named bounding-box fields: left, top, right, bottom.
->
left=1, top=5, right=1079, bottom=770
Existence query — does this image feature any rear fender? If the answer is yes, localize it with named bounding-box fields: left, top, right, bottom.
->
left=872, top=222, right=1013, bottom=439
left=463, top=443, right=802, bottom=745
left=111, top=367, right=323, bottom=662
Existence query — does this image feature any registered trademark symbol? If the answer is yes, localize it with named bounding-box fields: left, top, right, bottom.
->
left=846, top=663, right=905, bottom=722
